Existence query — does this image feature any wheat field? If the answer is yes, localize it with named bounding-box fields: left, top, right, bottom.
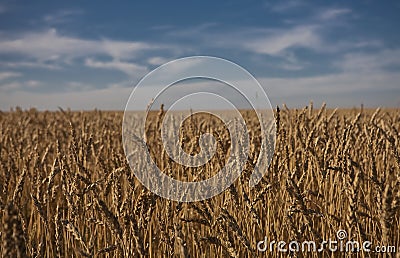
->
left=0, top=104, right=399, bottom=257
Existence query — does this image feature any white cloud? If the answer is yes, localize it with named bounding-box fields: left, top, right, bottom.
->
left=2, top=48, right=400, bottom=109
left=0, top=71, right=21, bottom=81
left=147, top=57, right=170, bottom=66
left=0, top=61, right=61, bottom=70
left=230, top=7, right=354, bottom=56
left=256, top=49, right=400, bottom=107
left=85, top=58, right=148, bottom=77
left=0, top=80, right=42, bottom=92
left=0, top=7, right=397, bottom=109
left=66, top=81, right=94, bottom=91
left=318, top=8, right=352, bottom=21
left=2, top=68, right=399, bottom=110
left=0, top=28, right=171, bottom=83
left=279, top=63, right=305, bottom=71
left=351, top=40, right=382, bottom=48
left=320, top=39, right=382, bottom=53
left=43, top=9, right=84, bottom=23
left=234, top=23, right=379, bottom=57
left=261, top=71, right=400, bottom=97
left=266, top=0, right=307, bottom=12
left=0, top=28, right=162, bottom=62
left=107, top=80, right=134, bottom=89
left=336, top=49, right=400, bottom=73
left=25, top=80, right=40, bottom=88
left=243, top=25, right=321, bottom=55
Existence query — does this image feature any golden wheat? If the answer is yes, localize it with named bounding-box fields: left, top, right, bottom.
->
left=0, top=105, right=399, bottom=257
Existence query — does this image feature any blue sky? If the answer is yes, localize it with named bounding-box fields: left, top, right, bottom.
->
left=0, top=1, right=399, bottom=110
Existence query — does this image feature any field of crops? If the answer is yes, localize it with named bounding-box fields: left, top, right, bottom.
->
left=0, top=105, right=399, bottom=257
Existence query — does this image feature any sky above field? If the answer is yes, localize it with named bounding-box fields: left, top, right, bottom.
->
left=0, top=1, right=399, bottom=110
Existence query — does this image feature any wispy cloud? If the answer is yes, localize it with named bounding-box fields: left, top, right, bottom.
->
left=43, top=9, right=84, bottom=24
left=66, top=81, right=94, bottom=91
left=262, top=71, right=400, bottom=97
left=147, top=56, right=171, bottom=66
left=85, top=58, right=148, bottom=78
left=163, top=6, right=355, bottom=58
left=279, top=63, right=305, bottom=71
left=336, top=49, right=400, bottom=73
left=0, top=71, right=21, bottom=81
left=0, top=80, right=41, bottom=92
left=257, top=48, right=400, bottom=106
left=240, top=7, right=354, bottom=56
left=265, top=0, right=307, bottom=12
left=317, top=8, right=352, bottom=21
left=148, top=13, right=379, bottom=74
left=0, top=2, right=398, bottom=109
left=0, top=28, right=174, bottom=86
left=0, top=28, right=164, bottom=63
left=0, top=61, right=61, bottom=70
left=243, top=25, right=321, bottom=55
left=262, top=71, right=400, bottom=107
